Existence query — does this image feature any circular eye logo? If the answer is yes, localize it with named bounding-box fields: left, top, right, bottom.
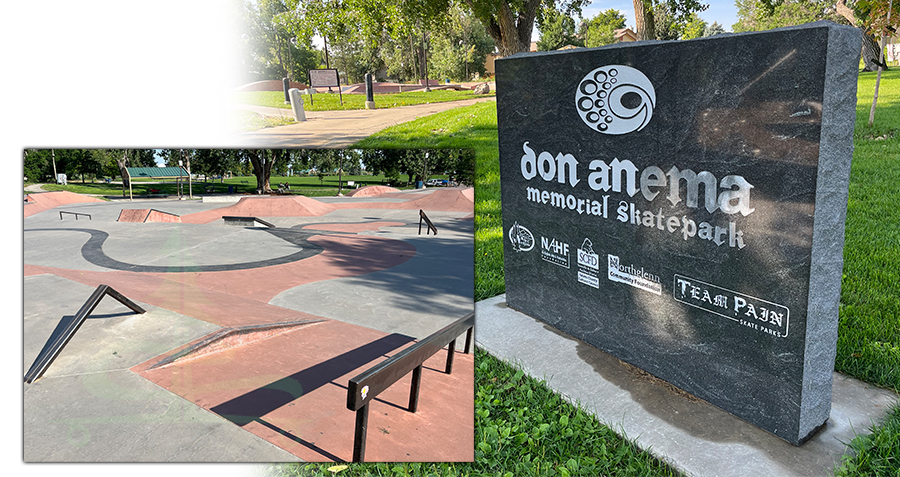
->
left=575, top=65, right=656, bottom=135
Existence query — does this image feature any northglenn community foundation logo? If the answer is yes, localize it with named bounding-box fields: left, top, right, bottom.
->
left=575, top=65, right=656, bottom=135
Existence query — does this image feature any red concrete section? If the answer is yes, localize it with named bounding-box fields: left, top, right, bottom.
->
left=145, top=234, right=416, bottom=303
left=133, top=320, right=474, bottom=462
left=331, top=188, right=475, bottom=213
left=23, top=264, right=320, bottom=328
left=24, top=191, right=105, bottom=218
left=118, top=209, right=151, bottom=222
left=146, top=209, right=182, bottom=223
left=301, top=222, right=405, bottom=233
left=346, top=185, right=400, bottom=197
left=181, top=196, right=337, bottom=224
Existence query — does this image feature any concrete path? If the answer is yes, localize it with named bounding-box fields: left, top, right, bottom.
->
left=23, top=189, right=475, bottom=463
left=235, top=97, right=496, bottom=148
left=476, top=294, right=900, bottom=477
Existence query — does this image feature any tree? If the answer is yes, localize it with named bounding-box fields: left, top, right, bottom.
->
left=459, top=1, right=587, bottom=56
left=735, top=1, right=896, bottom=72
left=703, top=21, right=726, bottom=36
left=240, top=0, right=321, bottom=82
left=836, top=0, right=898, bottom=71
left=680, top=12, right=708, bottom=38
left=580, top=9, right=627, bottom=47
left=633, top=1, right=709, bottom=40
left=733, top=0, right=842, bottom=32
left=245, top=149, right=283, bottom=193
left=537, top=6, right=583, bottom=50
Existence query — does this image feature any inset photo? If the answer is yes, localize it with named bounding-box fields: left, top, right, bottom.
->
left=23, top=148, right=475, bottom=463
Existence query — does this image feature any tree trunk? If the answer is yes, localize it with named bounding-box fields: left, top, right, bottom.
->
left=466, top=0, right=540, bottom=56
left=248, top=149, right=274, bottom=193
left=634, top=0, right=655, bottom=41
left=835, top=0, right=887, bottom=71
left=862, top=32, right=888, bottom=71
left=116, top=150, right=130, bottom=189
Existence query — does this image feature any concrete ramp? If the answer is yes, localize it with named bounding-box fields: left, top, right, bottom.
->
left=24, top=191, right=106, bottom=218
left=181, top=196, right=336, bottom=224
left=332, top=187, right=475, bottom=213
left=117, top=209, right=182, bottom=223
left=346, top=185, right=400, bottom=197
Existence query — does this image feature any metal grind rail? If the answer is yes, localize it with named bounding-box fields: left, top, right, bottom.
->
left=418, top=209, right=437, bottom=235
left=59, top=211, right=91, bottom=220
left=346, top=312, right=474, bottom=462
left=25, top=284, right=146, bottom=384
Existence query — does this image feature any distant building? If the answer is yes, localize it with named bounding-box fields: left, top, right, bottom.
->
left=614, top=28, right=638, bottom=43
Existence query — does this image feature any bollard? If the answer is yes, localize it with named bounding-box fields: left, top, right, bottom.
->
left=288, top=88, right=306, bottom=121
left=365, top=73, right=375, bottom=110
left=283, top=77, right=291, bottom=104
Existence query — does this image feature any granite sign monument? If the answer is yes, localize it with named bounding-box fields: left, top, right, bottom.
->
left=496, top=22, right=861, bottom=445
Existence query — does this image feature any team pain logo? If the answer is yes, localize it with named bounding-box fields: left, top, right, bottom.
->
left=508, top=221, right=535, bottom=252
left=575, top=65, right=656, bottom=135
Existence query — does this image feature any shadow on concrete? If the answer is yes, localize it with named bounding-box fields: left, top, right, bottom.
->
left=210, top=333, right=415, bottom=427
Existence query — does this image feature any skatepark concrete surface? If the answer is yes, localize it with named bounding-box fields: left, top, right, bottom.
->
left=475, top=294, right=900, bottom=477
left=23, top=189, right=474, bottom=463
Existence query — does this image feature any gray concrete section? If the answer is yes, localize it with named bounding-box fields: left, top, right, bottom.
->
left=24, top=275, right=220, bottom=377
left=475, top=294, right=900, bottom=477
left=271, top=212, right=474, bottom=339
left=23, top=274, right=299, bottom=462
left=24, top=370, right=299, bottom=462
left=25, top=199, right=317, bottom=272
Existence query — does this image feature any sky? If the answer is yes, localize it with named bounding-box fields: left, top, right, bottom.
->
left=573, top=1, right=739, bottom=33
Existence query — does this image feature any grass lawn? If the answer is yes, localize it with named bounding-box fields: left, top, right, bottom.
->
left=36, top=173, right=429, bottom=198
left=234, top=89, right=494, bottom=112
left=233, top=109, right=297, bottom=132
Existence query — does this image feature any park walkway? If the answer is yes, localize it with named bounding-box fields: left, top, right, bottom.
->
left=235, top=96, right=496, bottom=148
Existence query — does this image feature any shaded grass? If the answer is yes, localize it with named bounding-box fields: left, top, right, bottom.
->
left=270, top=348, right=683, bottom=477
left=235, top=89, right=494, bottom=112
left=834, top=404, right=900, bottom=476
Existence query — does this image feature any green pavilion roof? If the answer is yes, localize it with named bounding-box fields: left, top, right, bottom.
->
left=126, top=167, right=188, bottom=178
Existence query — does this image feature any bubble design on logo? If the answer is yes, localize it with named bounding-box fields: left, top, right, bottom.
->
left=575, top=65, right=655, bottom=135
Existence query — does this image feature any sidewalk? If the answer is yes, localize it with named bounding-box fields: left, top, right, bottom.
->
left=475, top=294, right=900, bottom=477
left=235, top=96, right=496, bottom=148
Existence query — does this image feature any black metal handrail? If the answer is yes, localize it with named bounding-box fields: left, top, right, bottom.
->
left=346, top=312, right=474, bottom=462
left=24, top=284, right=145, bottom=383
left=418, top=209, right=437, bottom=235
left=59, top=211, right=91, bottom=220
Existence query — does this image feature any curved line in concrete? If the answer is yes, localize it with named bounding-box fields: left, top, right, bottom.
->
left=24, top=228, right=325, bottom=273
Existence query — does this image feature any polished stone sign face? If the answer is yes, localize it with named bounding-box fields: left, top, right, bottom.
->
left=496, top=22, right=861, bottom=445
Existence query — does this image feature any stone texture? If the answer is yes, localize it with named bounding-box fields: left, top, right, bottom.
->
left=495, top=21, right=860, bottom=445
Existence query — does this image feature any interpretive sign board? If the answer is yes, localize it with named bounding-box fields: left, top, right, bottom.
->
left=308, top=68, right=342, bottom=105
left=496, top=21, right=861, bottom=445
left=308, top=68, right=340, bottom=88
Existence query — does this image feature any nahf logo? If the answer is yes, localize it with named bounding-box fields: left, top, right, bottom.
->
left=508, top=221, right=535, bottom=252
left=577, top=238, right=600, bottom=288
left=541, top=236, right=570, bottom=268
